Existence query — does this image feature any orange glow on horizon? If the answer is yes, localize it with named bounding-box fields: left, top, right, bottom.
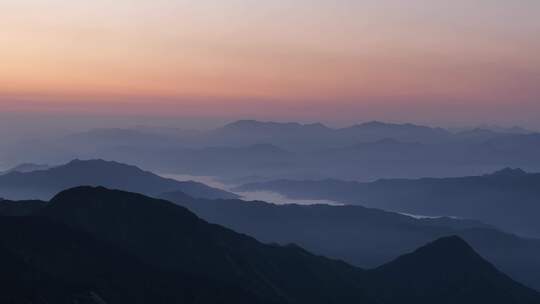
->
left=1, top=0, right=539, bottom=121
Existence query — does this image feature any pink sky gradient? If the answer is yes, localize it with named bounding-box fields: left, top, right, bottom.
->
left=1, top=0, right=539, bottom=127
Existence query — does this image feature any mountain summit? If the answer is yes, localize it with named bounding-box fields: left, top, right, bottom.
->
left=370, top=236, right=540, bottom=303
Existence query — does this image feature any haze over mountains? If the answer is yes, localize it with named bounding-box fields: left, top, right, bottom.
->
left=3, top=120, right=540, bottom=181
left=0, top=159, right=237, bottom=201
left=236, top=168, right=540, bottom=238
left=5, top=0, right=540, bottom=299
left=1, top=186, right=539, bottom=303
left=1, top=158, right=539, bottom=291
left=2, top=120, right=540, bottom=302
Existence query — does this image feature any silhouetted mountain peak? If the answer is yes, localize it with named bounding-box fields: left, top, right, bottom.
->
left=378, top=234, right=490, bottom=275
left=351, top=121, right=435, bottom=130
left=378, top=235, right=485, bottom=271
left=52, top=185, right=170, bottom=207
left=52, top=185, right=111, bottom=200
left=371, top=235, right=540, bottom=303
left=47, top=186, right=203, bottom=226
left=49, top=186, right=94, bottom=206
left=489, top=168, right=528, bottom=177
left=221, top=120, right=331, bottom=132
left=305, top=122, right=327, bottom=129
left=41, top=186, right=380, bottom=304
left=411, top=235, right=478, bottom=258
left=50, top=185, right=180, bottom=205
left=60, top=159, right=143, bottom=175
left=59, top=158, right=163, bottom=179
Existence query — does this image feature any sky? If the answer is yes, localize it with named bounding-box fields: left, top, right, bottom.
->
left=1, top=0, right=539, bottom=128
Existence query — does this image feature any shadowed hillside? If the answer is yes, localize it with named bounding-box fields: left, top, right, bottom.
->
left=2, top=186, right=539, bottom=303
left=160, top=191, right=540, bottom=291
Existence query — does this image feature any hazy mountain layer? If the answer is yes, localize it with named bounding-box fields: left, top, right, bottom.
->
left=236, top=168, right=540, bottom=237
left=0, top=159, right=238, bottom=201
left=3, top=120, right=540, bottom=182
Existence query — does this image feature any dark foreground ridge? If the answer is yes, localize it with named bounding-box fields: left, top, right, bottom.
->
left=1, top=186, right=539, bottom=304
left=159, top=190, right=540, bottom=291
left=369, top=236, right=540, bottom=303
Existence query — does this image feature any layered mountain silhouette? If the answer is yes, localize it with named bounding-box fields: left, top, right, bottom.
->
left=216, top=120, right=451, bottom=143
left=2, top=186, right=539, bottom=303
left=0, top=159, right=238, bottom=201
left=160, top=191, right=540, bottom=291
left=236, top=168, right=540, bottom=237
left=6, top=120, right=540, bottom=181
left=195, top=120, right=454, bottom=155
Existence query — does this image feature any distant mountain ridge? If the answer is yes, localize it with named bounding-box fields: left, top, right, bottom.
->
left=235, top=168, right=540, bottom=237
left=0, top=159, right=238, bottom=201
left=2, top=186, right=538, bottom=303
left=219, top=120, right=332, bottom=132
left=6, top=119, right=540, bottom=181
left=213, top=120, right=453, bottom=146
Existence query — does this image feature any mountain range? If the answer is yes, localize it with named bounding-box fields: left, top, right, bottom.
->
left=4, top=120, right=540, bottom=182
left=160, top=191, right=540, bottom=291
left=2, top=186, right=539, bottom=303
left=0, top=159, right=238, bottom=201
left=235, top=168, right=540, bottom=237
left=2, top=158, right=539, bottom=290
